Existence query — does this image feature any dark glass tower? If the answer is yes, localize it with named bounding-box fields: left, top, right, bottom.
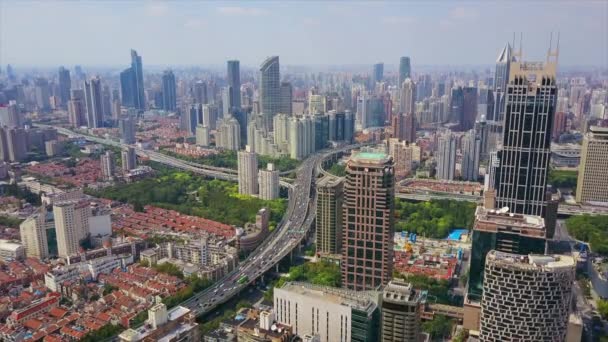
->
left=161, top=70, right=176, bottom=112
left=130, top=49, right=145, bottom=111
left=227, top=60, right=241, bottom=109
left=398, top=57, right=411, bottom=88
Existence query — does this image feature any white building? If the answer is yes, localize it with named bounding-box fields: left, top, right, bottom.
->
left=195, top=124, right=210, bottom=147
left=436, top=130, right=456, bottom=181
left=461, top=129, right=481, bottom=181
left=216, top=116, right=241, bottom=151
left=258, top=163, right=279, bottom=200
left=122, top=147, right=137, bottom=172
left=54, top=200, right=90, bottom=258
left=238, top=145, right=258, bottom=196
left=0, top=239, right=25, bottom=261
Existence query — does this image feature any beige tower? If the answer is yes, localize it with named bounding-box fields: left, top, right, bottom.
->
left=576, top=126, right=608, bottom=203
left=54, top=200, right=90, bottom=258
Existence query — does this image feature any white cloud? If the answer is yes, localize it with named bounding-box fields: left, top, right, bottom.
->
left=145, top=2, right=169, bottom=17
left=184, top=19, right=205, bottom=29
left=217, top=6, right=269, bottom=16
left=381, top=16, right=416, bottom=25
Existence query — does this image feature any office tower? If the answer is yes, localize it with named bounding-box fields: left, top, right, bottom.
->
left=67, top=89, right=86, bottom=127
left=120, top=67, right=136, bottom=108
left=373, top=62, right=384, bottom=86
left=58, top=66, right=71, bottom=107
left=54, top=200, right=90, bottom=258
left=309, top=94, right=325, bottom=115
left=84, top=76, right=104, bottom=128
left=101, top=85, right=112, bottom=119
left=552, top=111, right=567, bottom=142
left=19, top=210, right=50, bottom=259
left=388, top=138, right=414, bottom=179
left=462, top=129, right=481, bottom=181
left=479, top=251, right=574, bottom=342
left=381, top=280, right=423, bottom=342
left=195, top=124, right=210, bottom=147
left=216, top=117, right=241, bottom=151
left=492, top=43, right=513, bottom=122
left=474, top=118, right=490, bottom=161
left=576, top=126, right=608, bottom=203
left=227, top=60, right=241, bottom=109
left=313, top=114, right=329, bottom=151
left=238, top=145, right=258, bottom=196
left=280, top=82, right=293, bottom=116
left=464, top=205, right=547, bottom=331
left=392, top=112, right=416, bottom=143
left=221, top=86, right=233, bottom=118
left=161, top=70, right=176, bottom=112
left=259, top=56, right=280, bottom=131
left=398, top=57, right=411, bottom=88
left=130, top=49, right=145, bottom=111
left=100, top=150, right=115, bottom=180
left=316, top=177, right=343, bottom=255
left=182, top=104, right=200, bottom=135
left=461, top=86, right=478, bottom=131
left=342, top=151, right=394, bottom=290
left=34, top=78, right=51, bottom=111
left=344, top=110, right=354, bottom=143
left=202, top=104, right=219, bottom=130
left=274, top=282, right=379, bottom=342
left=494, top=49, right=558, bottom=216
left=0, top=102, right=21, bottom=128
left=400, top=78, right=416, bottom=115
left=258, top=163, right=279, bottom=200
left=436, top=131, right=456, bottom=180
left=288, top=116, right=315, bottom=160
left=356, top=93, right=370, bottom=129
left=121, top=147, right=137, bottom=172
left=450, top=86, right=464, bottom=124
left=193, top=80, right=208, bottom=105
left=119, top=116, right=135, bottom=144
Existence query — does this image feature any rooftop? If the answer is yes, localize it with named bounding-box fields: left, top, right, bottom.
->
left=278, top=282, right=377, bottom=314
left=487, top=250, right=575, bottom=271
left=351, top=151, right=391, bottom=165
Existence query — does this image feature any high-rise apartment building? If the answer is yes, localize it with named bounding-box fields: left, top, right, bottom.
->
left=68, top=89, right=86, bottom=127
left=58, top=66, right=71, bottom=107
left=215, top=117, right=241, bottom=151
left=480, top=251, right=574, bottom=342
left=238, top=145, right=258, bottom=196
left=289, top=116, right=315, bottom=160
left=274, top=282, right=379, bottom=342
left=54, top=200, right=91, bottom=258
left=258, top=163, right=279, bottom=200
left=388, top=138, right=414, bottom=179
left=0, top=102, right=21, bottom=128
left=398, top=57, right=411, bottom=88
left=34, top=77, right=51, bottom=111
left=391, top=112, right=416, bottom=143
left=461, top=86, right=478, bottom=131
left=461, top=129, right=481, bottom=181
left=100, top=151, right=115, bottom=180
left=399, top=79, right=416, bottom=115
left=436, top=131, right=456, bottom=180
left=494, top=50, right=558, bottom=217
left=259, top=56, right=280, bottom=131
left=2, top=127, right=27, bottom=162
left=193, top=81, right=208, bottom=105
left=381, top=279, right=424, bottom=342
left=121, top=147, right=137, bottom=172
left=161, top=70, right=176, bottom=112
left=576, top=126, right=608, bottom=203
left=84, top=76, right=104, bottom=128
left=20, top=210, right=51, bottom=259
left=552, top=111, right=567, bottom=142
left=342, top=152, right=395, bottom=290
left=195, top=124, right=210, bottom=147
left=316, top=177, right=344, bottom=256
left=227, top=60, right=241, bottom=109
left=119, top=116, right=136, bottom=144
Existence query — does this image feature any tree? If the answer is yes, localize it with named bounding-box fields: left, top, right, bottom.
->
left=422, top=315, right=453, bottom=339
left=598, top=300, right=608, bottom=320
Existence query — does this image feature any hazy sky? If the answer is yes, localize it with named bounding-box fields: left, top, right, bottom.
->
left=1, top=1, right=606, bottom=68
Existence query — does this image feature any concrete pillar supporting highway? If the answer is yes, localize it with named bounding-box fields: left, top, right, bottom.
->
left=275, top=263, right=279, bottom=273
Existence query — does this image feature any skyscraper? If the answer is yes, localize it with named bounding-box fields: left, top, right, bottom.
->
left=100, top=150, right=115, bottom=180
left=121, top=147, right=137, bottom=172
left=398, top=57, right=411, bottom=88
left=215, top=117, right=241, bottom=151
left=227, top=60, right=241, bottom=109
left=195, top=124, right=210, bottom=147
left=0, top=102, right=21, bottom=128
left=461, top=86, right=478, bottom=131
left=193, top=81, right=208, bottom=105
left=161, top=70, right=176, bottom=112
left=58, top=66, right=71, bottom=107
left=54, top=200, right=90, bottom=258
left=450, top=87, right=464, bottom=125
left=238, top=145, right=258, bottom=196
left=491, top=43, right=513, bottom=122
left=316, top=177, right=344, bottom=256
left=436, top=131, right=456, bottom=181
left=221, top=86, right=233, bottom=118
left=280, top=82, right=293, bottom=115
left=119, top=116, right=135, bottom=144
left=131, top=49, right=145, bottom=111
left=372, top=62, right=384, bottom=86
left=576, top=126, right=608, bottom=203
left=34, top=78, right=51, bottom=111
left=120, top=67, right=136, bottom=108
left=20, top=209, right=51, bottom=259
left=68, top=89, right=86, bottom=127
left=259, top=56, right=280, bottom=131
left=84, top=76, right=104, bottom=128
left=381, top=279, right=423, bottom=342
left=342, top=151, right=394, bottom=290
left=480, top=251, right=574, bottom=342
left=494, top=49, right=558, bottom=217
left=258, top=163, right=279, bottom=200
left=400, top=78, right=416, bottom=115
left=462, top=129, right=481, bottom=181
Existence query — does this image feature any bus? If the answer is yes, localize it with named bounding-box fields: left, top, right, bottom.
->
left=238, top=275, right=249, bottom=284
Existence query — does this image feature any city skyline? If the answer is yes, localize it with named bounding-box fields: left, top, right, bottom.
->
left=1, top=1, right=606, bottom=67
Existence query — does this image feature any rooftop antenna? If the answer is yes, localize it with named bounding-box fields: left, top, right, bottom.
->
left=547, top=32, right=560, bottom=65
